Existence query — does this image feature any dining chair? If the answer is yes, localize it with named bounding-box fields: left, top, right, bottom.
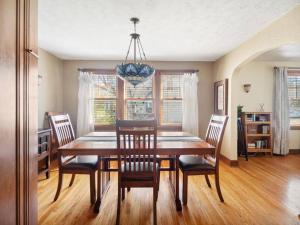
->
left=115, top=119, right=159, bottom=225
left=179, top=115, right=228, bottom=205
left=45, top=111, right=63, bottom=160
left=49, top=114, right=98, bottom=204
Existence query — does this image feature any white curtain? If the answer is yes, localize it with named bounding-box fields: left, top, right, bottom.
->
left=77, top=72, right=95, bottom=137
left=182, top=73, right=199, bottom=136
left=273, top=67, right=290, bottom=155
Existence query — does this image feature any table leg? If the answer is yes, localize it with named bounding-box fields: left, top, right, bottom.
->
left=93, top=156, right=102, bottom=213
left=175, top=155, right=182, bottom=211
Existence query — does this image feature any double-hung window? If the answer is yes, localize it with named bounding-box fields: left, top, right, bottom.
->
left=287, top=69, right=300, bottom=128
left=125, top=77, right=155, bottom=120
left=92, top=74, right=117, bottom=128
left=160, top=74, right=183, bottom=126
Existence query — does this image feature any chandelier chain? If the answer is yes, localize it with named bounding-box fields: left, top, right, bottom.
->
left=137, top=37, right=147, bottom=61
left=137, top=38, right=144, bottom=62
left=124, top=37, right=133, bottom=63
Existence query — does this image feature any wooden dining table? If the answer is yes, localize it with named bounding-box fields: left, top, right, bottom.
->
left=59, top=131, right=215, bottom=213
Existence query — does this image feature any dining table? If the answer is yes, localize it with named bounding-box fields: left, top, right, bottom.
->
left=58, top=131, right=215, bottom=213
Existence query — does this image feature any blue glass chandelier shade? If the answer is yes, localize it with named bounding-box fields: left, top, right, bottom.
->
left=116, top=63, right=155, bottom=87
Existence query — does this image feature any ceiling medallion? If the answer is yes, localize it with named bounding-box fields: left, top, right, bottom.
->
left=116, top=17, right=155, bottom=87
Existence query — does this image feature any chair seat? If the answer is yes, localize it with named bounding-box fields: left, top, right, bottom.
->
left=179, top=155, right=215, bottom=171
left=64, top=156, right=98, bottom=170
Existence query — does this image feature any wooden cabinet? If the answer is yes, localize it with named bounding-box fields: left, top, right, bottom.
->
left=38, top=129, right=51, bottom=178
left=242, top=112, right=273, bottom=155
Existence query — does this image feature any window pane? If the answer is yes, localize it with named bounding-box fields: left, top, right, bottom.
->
left=92, top=99, right=116, bottom=125
left=161, top=100, right=182, bottom=124
left=161, top=75, right=183, bottom=98
left=126, top=100, right=154, bottom=120
left=126, top=77, right=153, bottom=98
left=94, top=74, right=117, bottom=98
left=92, top=74, right=117, bottom=125
left=288, top=75, right=300, bottom=118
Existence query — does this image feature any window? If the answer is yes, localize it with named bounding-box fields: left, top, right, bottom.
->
left=288, top=69, right=300, bottom=128
left=125, top=77, right=154, bottom=120
left=92, top=74, right=117, bottom=126
left=91, top=70, right=188, bottom=130
left=160, top=74, right=183, bottom=125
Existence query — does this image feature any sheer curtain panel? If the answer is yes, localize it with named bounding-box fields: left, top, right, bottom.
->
left=273, top=67, right=290, bottom=155
left=182, top=73, right=199, bottom=136
left=77, top=72, right=95, bottom=137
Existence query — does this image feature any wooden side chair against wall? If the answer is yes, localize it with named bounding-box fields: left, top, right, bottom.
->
left=50, top=114, right=98, bottom=204
left=179, top=115, right=228, bottom=205
left=45, top=111, right=64, bottom=160
left=115, top=119, right=159, bottom=225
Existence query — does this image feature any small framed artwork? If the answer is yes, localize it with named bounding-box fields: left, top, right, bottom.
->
left=214, top=79, right=228, bottom=115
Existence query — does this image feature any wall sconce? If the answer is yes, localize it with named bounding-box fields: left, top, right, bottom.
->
left=243, top=84, right=251, bottom=93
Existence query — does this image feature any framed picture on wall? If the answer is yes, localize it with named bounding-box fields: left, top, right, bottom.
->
left=214, top=79, right=228, bottom=115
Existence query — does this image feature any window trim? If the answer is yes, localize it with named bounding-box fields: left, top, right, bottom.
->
left=83, top=68, right=198, bottom=131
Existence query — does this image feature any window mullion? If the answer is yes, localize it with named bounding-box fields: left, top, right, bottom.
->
left=117, top=77, right=124, bottom=120
left=155, top=71, right=161, bottom=126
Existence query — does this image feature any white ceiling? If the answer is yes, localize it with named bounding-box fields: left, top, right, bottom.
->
left=38, top=0, right=300, bottom=61
left=255, top=44, right=300, bottom=61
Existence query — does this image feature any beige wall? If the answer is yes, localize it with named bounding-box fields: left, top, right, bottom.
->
left=212, top=6, right=300, bottom=160
left=38, top=48, right=63, bottom=128
left=235, top=61, right=300, bottom=149
left=62, top=60, right=214, bottom=136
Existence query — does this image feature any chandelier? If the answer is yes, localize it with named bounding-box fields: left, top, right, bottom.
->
left=116, top=17, right=155, bottom=87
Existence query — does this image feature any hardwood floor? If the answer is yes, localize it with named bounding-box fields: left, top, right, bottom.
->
left=38, top=155, right=300, bottom=225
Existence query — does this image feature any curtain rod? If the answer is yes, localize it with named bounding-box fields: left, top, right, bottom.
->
left=274, top=67, right=300, bottom=69
left=78, top=68, right=199, bottom=73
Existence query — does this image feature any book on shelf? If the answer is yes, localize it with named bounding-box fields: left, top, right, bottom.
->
left=247, top=143, right=256, bottom=148
left=247, top=140, right=268, bottom=149
left=262, top=125, right=269, bottom=134
left=259, top=115, right=267, bottom=122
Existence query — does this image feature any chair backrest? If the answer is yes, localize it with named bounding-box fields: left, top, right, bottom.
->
left=49, top=114, right=75, bottom=147
left=45, top=111, right=65, bottom=147
left=49, top=114, right=76, bottom=166
left=116, top=119, right=157, bottom=180
left=204, top=115, right=228, bottom=167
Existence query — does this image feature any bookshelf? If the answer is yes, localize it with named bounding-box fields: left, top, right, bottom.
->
left=242, top=112, right=273, bottom=156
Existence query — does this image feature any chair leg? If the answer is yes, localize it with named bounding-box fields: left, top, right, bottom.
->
left=90, top=172, right=96, bottom=204
left=153, top=187, right=157, bottom=225
left=157, top=171, right=161, bottom=191
left=69, top=174, right=76, bottom=187
left=53, top=171, right=63, bottom=201
left=127, top=187, right=131, bottom=192
left=205, top=175, right=211, bottom=188
left=121, top=187, right=125, bottom=201
left=116, top=183, right=121, bottom=225
left=182, top=173, right=188, bottom=205
left=215, top=173, right=224, bottom=202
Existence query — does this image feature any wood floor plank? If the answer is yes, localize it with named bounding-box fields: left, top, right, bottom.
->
left=38, top=155, right=300, bottom=225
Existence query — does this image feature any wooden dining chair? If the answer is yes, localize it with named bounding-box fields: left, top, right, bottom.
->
left=49, top=114, right=98, bottom=204
left=115, top=119, right=159, bottom=225
left=179, top=115, right=228, bottom=205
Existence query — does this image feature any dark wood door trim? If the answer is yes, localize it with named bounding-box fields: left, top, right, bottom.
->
left=16, top=0, right=38, bottom=224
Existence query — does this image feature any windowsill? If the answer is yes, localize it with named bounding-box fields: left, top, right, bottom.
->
left=94, top=124, right=182, bottom=131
